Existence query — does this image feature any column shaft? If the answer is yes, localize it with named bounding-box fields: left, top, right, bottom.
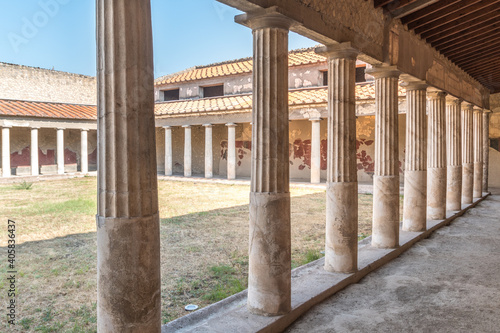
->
left=81, top=130, right=88, bottom=174
left=227, top=123, right=236, bottom=180
left=446, top=97, right=462, bottom=211
left=367, top=66, right=400, bottom=248
left=183, top=125, right=192, bottom=177
left=403, top=82, right=427, bottom=231
left=426, top=90, right=446, bottom=220
left=462, top=104, right=474, bottom=204
left=473, top=108, right=483, bottom=198
left=57, top=128, right=64, bottom=174
left=317, top=44, right=358, bottom=273
left=2, top=127, right=11, bottom=177
left=310, top=119, right=321, bottom=184
left=483, top=111, right=491, bottom=192
left=96, top=0, right=161, bottom=331
left=237, top=11, right=292, bottom=316
left=204, top=124, right=213, bottom=178
left=31, top=128, right=39, bottom=176
left=164, top=126, right=172, bottom=176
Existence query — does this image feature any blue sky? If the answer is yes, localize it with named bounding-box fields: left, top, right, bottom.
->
left=0, top=0, right=317, bottom=78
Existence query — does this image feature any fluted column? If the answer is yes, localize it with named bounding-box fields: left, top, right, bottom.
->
left=446, top=96, right=462, bottom=211
left=96, top=1, right=161, bottom=331
left=164, top=126, right=172, bottom=176
left=310, top=118, right=321, bottom=184
left=81, top=129, right=88, bottom=174
left=57, top=128, right=64, bottom=174
left=473, top=107, right=483, bottom=198
left=31, top=127, right=39, bottom=176
left=402, top=80, right=427, bottom=231
left=427, top=90, right=447, bottom=220
left=226, top=123, right=236, bottom=180
left=183, top=125, right=192, bottom=177
left=462, top=103, right=474, bottom=204
left=366, top=66, right=400, bottom=248
left=2, top=127, right=11, bottom=177
left=483, top=110, right=491, bottom=192
left=204, top=124, right=213, bottom=178
left=316, top=43, right=358, bottom=273
left=236, top=9, right=293, bottom=316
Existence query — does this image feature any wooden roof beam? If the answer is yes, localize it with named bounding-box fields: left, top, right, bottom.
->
left=418, top=3, right=500, bottom=38
left=446, top=38, right=500, bottom=61
left=442, top=33, right=500, bottom=57
left=437, top=22, right=500, bottom=52
left=404, top=0, right=479, bottom=28
left=401, top=0, right=461, bottom=24
left=390, top=0, right=439, bottom=18
left=430, top=23, right=500, bottom=49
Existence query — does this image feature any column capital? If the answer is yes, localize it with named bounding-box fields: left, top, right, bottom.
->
left=57, top=127, right=65, bottom=131
left=473, top=106, right=483, bottom=113
left=80, top=128, right=89, bottom=132
left=462, top=103, right=474, bottom=111
left=2, top=125, right=12, bottom=129
left=31, top=126, right=40, bottom=130
left=484, top=109, right=493, bottom=114
left=365, top=65, right=400, bottom=79
left=426, top=88, right=446, bottom=99
left=400, top=75, right=427, bottom=91
left=163, top=125, right=172, bottom=130
left=315, top=42, right=358, bottom=60
left=445, top=95, right=462, bottom=105
left=309, top=117, right=322, bottom=122
left=182, top=125, right=191, bottom=128
left=235, top=6, right=296, bottom=31
left=225, top=123, right=237, bottom=127
left=202, top=123, right=213, bottom=128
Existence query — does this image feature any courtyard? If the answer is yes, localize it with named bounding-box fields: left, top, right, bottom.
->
left=0, top=176, right=399, bottom=332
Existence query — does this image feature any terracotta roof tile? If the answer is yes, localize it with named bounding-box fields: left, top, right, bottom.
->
left=155, top=47, right=327, bottom=86
left=155, top=82, right=406, bottom=117
left=0, top=99, right=96, bottom=120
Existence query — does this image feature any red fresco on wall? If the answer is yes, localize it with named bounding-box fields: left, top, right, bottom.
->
left=291, top=139, right=328, bottom=171
left=64, top=148, right=77, bottom=164
left=39, top=149, right=56, bottom=165
left=10, top=147, right=31, bottom=167
left=89, top=148, right=97, bottom=164
left=356, top=139, right=375, bottom=173
left=221, top=141, right=251, bottom=166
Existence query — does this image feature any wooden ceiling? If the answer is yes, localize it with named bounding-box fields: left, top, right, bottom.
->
left=373, top=0, right=500, bottom=93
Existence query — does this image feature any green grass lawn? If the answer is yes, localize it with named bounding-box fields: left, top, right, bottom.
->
left=0, top=177, right=401, bottom=332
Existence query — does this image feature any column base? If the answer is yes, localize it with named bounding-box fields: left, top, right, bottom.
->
left=446, top=165, right=462, bottom=211
left=325, top=182, right=358, bottom=273
left=403, top=170, right=427, bottom=232
left=248, top=192, right=291, bottom=316
left=372, top=175, right=400, bottom=248
left=427, top=167, right=446, bottom=220
left=97, top=213, right=161, bottom=332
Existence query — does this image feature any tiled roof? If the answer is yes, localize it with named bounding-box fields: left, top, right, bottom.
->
left=155, top=47, right=326, bottom=86
left=155, top=82, right=407, bottom=117
left=0, top=99, right=96, bottom=120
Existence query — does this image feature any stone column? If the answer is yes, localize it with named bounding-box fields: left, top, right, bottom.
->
left=57, top=128, right=64, bottom=174
left=316, top=43, right=358, bottom=273
left=183, top=125, right=192, bottom=177
left=446, top=96, right=462, bottom=211
left=366, top=66, right=400, bottom=248
left=236, top=9, right=293, bottom=316
left=473, top=107, right=483, bottom=198
left=96, top=0, right=161, bottom=331
left=483, top=110, right=491, bottom=193
left=204, top=124, right=213, bottom=178
left=31, top=127, right=39, bottom=176
left=427, top=90, right=447, bottom=220
left=402, top=80, right=427, bottom=231
left=310, top=118, right=321, bottom=184
left=81, top=129, right=88, bottom=174
left=461, top=103, right=474, bottom=204
left=164, top=126, right=172, bottom=176
left=2, top=127, right=11, bottom=177
left=226, top=123, right=236, bottom=180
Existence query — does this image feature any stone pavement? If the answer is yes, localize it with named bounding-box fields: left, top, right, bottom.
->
left=286, top=189, right=500, bottom=333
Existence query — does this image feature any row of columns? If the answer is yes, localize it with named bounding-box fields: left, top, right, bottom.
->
left=1, top=127, right=90, bottom=177
left=163, top=123, right=237, bottom=179
left=95, top=4, right=494, bottom=331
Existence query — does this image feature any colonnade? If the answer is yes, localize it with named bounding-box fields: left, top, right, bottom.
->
left=95, top=3, right=493, bottom=331
left=0, top=126, right=91, bottom=177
